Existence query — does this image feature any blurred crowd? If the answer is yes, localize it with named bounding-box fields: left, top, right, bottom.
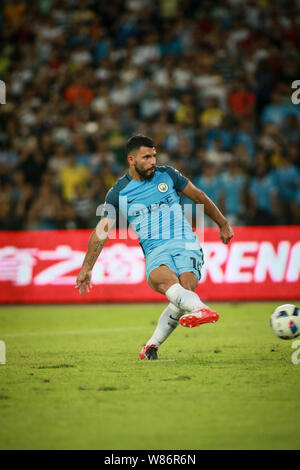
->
left=0, top=0, right=300, bottom=231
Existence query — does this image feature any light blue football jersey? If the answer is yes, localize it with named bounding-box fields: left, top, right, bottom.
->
left=100, top=166, right=198, bottom=256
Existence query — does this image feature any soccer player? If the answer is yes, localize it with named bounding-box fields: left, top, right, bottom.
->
left=76, top=135, right=234, bottom=360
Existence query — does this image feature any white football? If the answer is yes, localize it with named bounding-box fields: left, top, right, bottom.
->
left=270, top=304, right=300, bottom=340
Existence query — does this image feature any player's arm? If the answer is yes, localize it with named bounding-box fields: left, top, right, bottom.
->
left=182, top=181, right=234, bottom=244
left=75, top=217, right=115, bottom=296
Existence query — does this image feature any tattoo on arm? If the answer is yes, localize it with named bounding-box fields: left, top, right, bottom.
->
left=93, top=241, right=103, bottom=252
left=87, top=253, right=98, bottom=268
left=83, top=233, right=106, bottom=271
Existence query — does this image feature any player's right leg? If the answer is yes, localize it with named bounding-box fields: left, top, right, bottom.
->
left=177, top=271, right=219, bottom=327
left=148, top=266, right=219, bottom=326
left=148, top=265, right=206, bottom=311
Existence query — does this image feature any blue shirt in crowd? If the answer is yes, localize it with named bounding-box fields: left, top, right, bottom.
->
left=219, top=173, right=246, bottom=216
left=194, top=174, right=221, bottom=205
left=250, top=173, right=277, bottom=213
left=261, top=103, right=300, bottom=125
left=273, top=164, right=300, bottom=202
left=205, top=129, right=232, bottom=151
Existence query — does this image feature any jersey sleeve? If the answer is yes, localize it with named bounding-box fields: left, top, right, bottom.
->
left=99, top=187, right=119, bottom=219
left=165, top=166, right=189, bottom=191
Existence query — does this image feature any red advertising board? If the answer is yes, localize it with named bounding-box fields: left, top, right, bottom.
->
left=0, top=226, right=299, bottom=304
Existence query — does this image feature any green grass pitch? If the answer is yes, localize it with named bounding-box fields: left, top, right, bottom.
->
left=0, top=302, right=299, bottom=450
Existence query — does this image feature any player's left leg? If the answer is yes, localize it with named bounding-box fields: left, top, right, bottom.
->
left=145, top=302, right=182, bottom=346
left=142, top=272, right=200, bottom=352
left=140, top=270, right=218, bottom=359
left=140, top=265, right=184, bottom=359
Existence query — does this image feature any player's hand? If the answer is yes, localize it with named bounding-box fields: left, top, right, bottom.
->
left=219, top=221, right=234, bottom=245
left=75, top=269, right=92, bottom=296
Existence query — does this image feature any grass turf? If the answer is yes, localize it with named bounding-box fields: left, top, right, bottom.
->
left=0, top=302, right=299, bottom=450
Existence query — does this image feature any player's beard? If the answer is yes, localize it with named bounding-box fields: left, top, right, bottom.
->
left=134, top=164, right=156, bottom=180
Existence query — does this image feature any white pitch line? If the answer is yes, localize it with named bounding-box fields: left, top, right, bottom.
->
left=0, top=321, right=260, bottom=339
left=0, top=326, right=150, bottom=339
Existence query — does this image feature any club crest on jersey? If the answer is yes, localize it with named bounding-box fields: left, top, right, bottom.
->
left=158, top=182, right=168, bottom=193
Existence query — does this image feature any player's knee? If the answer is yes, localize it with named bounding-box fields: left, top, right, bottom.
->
left=179, top=273, right=198, bottom=292
left=180, top=280, right=196, bottom=291
left=148, top=277, right=176, bottom=296
left=148, top=266, right=179, bottom=295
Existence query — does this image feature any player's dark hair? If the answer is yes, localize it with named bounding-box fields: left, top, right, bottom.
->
left=126, top=135, right=155, bottom=156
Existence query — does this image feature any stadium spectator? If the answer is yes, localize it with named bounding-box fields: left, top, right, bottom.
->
left=283, top=114, right=300, bottom=146
left=233, top=119, right=256, bottom=164
left=74, top=137, right=92, bottom=168
left=0, top=182, right=13, bottom=230
left=47, top=144, right=68, bottom=176
left=218, top=162, right=247, bottom=226
left=26, top=181, right=62, bottom=230
left=249, top=158, right=280, bottom=226
left=17, top=137, right=46, bottom=187
left=273, top=155, right=300, bottom=224
left=205, top=137, right=233, bottom=168
left=4, top=0, right=26, bottom=28
left=0, top=142, right=19, bottom=179
left=193, top=163, right=221, bottom=227
left=64, top=77, right=93, bottom=107
left=228, top=80, right=256, bottom=121
left=292, top=188, right=300, bottom=224
left=199, top=98, right=224, bottom=130
left=72, top=185, right=94, bottom=228
left=59, top=154, right=90, bottom=202
left=261, top=92, right=300, bottom=126
left=205, top=124, right=233, bottom=153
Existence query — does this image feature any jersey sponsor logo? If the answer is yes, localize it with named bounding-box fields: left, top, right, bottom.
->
left=158, top=182, right=168, bottom=193
left=129, top=195, right=175, bottom=216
